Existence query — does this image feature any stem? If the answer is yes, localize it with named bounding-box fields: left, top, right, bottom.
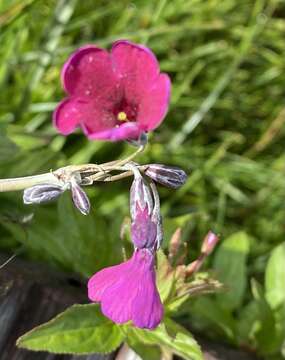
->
left=110, top=144, right=145, bottom=167
left=0, top=172, right=60, bottom=192
left=101, top=166, right=148, bottom=182
left=0, top=146, right=147, bottom=192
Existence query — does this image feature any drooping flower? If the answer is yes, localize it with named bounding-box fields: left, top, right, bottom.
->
left=88, top=248, right=163, bottom=329
left=54, top=40, right=171, bottom=141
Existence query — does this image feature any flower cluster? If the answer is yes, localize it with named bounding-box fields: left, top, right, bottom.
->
left=23, top=40, right=193, bottom=330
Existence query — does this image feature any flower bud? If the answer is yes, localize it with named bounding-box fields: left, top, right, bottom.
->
left=169, top=227, right=182, bottom=261
left=145, top=164, right=187, bottom=189
left=201, top=231, right=219, bottom=255
left=23, top=184, right=64, bottom=204
left=70, top=181, right=90, bottom=215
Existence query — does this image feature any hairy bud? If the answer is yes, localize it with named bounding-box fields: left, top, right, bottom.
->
left=145, top=164, right=187, bottom=189
left=23, top=184, right=64, bottom=204
left=70, top=181, right=90, bottom=215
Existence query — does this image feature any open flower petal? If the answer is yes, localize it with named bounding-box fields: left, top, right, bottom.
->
left=138, top=73, right=171, bottom=131
left=100, top=268, right=137, bottom=324
left=88, top=249, right=163, bottom=329
left=62, top=45, right=118, bottom=98
left=54, top=97, right=117, bottom=136
left=111, top=40, right=160, bottom=101
left=53, top=98, right=81, bottom=135
left=88, top=259, right=132, bottom=302
left=132, top=264, right=164, bottom=329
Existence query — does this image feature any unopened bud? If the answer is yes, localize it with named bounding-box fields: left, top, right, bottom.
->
left=145, top=164, right=187, bottom=189
left=169, top=227, right=182, bottom=261
left=186, top=258, right=202, bottom=276
left=201, top=231, right=219, bottom=255
left=70, top=181, right=90, bottom=215
left=23, top=184, right=64, bottom=204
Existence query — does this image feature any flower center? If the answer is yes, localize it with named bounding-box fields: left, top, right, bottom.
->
left=117, top=111, right=128, bottom=122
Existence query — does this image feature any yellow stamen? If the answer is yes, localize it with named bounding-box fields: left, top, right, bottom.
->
left=117, top=111, right=128, bottom=121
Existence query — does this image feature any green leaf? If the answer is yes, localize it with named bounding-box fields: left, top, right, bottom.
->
left=189, top=297, right=236, bottom=340
left=236, top=300, right=260, bottom=344
left=1, top=194, right=123, bottom=276
left=17, top=304, right=124, bottom=354
left=127, top=334, right=161, bottom=360
left=265, top=242, right=285, bottom=309
left=213, top=231, right=250, bottom=310
left=127, top=318, right=203, bottom=360
left=250, top=279, right=277, bottom=354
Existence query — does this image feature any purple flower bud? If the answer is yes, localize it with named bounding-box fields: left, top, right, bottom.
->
left=201, top=231, right=219, bottom=255
left=23, top=184, right=64, bottom=204
left=145, top=164, right=187, bottom=189
left=70, top=181, right=90, bottom=215
left=129, top=167, right=153, bottom=219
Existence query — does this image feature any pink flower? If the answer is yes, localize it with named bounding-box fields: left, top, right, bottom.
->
left=88, top=248, right=163, bottom=329
left=54, top=40, right=171, bottom=141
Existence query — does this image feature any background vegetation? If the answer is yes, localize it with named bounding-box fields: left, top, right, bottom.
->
left=0, top=0, right=285, bottom=359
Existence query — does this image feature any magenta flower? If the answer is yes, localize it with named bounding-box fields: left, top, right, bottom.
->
left=54, top=40, right=171, bottom=141
left=88, top=248, right=163, bottom=329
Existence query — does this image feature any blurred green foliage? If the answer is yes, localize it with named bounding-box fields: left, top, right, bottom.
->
left=1, top=0, right=285, bottom=358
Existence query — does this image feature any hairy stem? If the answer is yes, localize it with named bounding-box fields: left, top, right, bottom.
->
left=0, top=145, right=146, bottom=193
left=0, top=173, right=61, bottom=192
